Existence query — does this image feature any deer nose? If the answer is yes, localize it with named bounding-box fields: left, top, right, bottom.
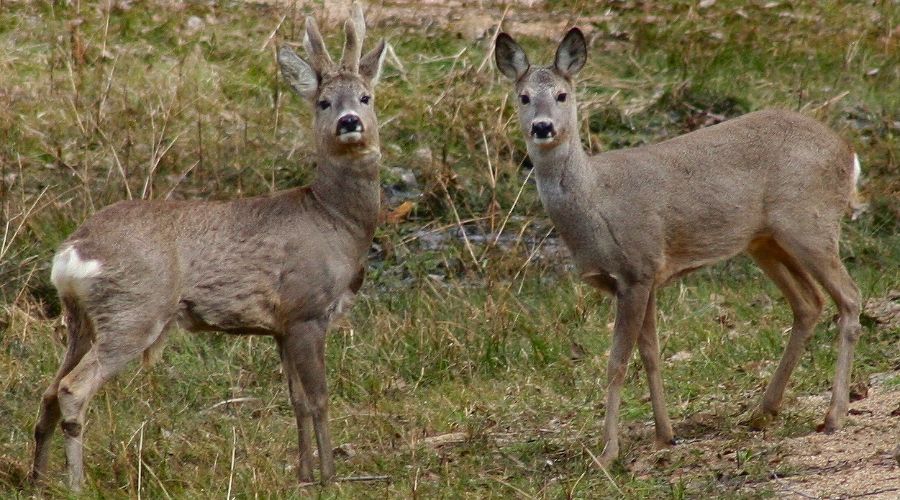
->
left=336, top=114, right=363, bottom=135
left=531, top=121, right=555, bottom=139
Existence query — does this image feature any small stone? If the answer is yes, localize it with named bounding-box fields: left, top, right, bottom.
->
left=668, top=351, right=693, bottom=363
left=185, top=16, right=204, bottom=33
left=334, top=443, right=356, bottom=459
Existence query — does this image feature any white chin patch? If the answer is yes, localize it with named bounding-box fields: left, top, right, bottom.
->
left=338, top=132, right=363, bottom=144
left=532, top=136, right=556, bottom=145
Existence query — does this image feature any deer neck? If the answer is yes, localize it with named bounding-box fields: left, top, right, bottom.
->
left=310, top=151, right=381, bottom=246
left=527, top=125, right=589, bottom=205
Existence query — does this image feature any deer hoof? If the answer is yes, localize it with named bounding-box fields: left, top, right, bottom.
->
left=654, top=436, right=677, bottom=449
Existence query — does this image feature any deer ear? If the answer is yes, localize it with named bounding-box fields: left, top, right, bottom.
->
left=554, top=28, right=586, bottom=77
left=278, top=46, right=318, bottom=101
left=495, top=33, right=529, bottom=81
left=359, top=39, right=387, bottom=86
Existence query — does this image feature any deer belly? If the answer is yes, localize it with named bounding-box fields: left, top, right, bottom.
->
left=177, top=288, right=280, bottom=335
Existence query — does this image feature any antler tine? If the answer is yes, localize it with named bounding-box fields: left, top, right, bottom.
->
left=303, top=16, right=333, bottom=72
left=351, top=2, right=366, bottom=44
left=341, top=2, right=366, bottom=72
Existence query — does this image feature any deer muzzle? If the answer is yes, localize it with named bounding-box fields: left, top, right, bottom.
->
left=336, top=113, right=364, bottom=143
left=530, top=120, right=556, bottom=143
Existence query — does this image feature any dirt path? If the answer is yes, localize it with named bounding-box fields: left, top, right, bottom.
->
left=630, top=371, right=900, bottom=499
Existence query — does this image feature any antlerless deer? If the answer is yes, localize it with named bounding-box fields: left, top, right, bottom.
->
left=31, top=4, right=387, bottom=489
left=495, top=28, right=862, bottom=466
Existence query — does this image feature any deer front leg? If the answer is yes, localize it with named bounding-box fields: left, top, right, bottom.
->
left=283, top=319, right=335, bottom=484
left=598, top=283, right=651, bottom=467
left=636, top=288, right=675, bottom=449
left=278, top=339, right=316, bottom=484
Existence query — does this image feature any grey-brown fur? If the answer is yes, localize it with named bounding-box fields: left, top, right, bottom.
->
left=496, top=28, right=861, bottom=466
left=31, top=3, right=387, bottom=490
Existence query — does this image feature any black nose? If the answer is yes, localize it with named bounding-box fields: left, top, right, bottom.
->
left=531, top=121, right=555, bottom=139
left=336, top=114, right=363, bottom=135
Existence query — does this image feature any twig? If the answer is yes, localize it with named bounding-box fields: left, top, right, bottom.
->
left=64, top=57, right=86, bottom=135
left=140, top=458, right=174, bottom=500
left=0, top=186, right=49, bottom=261
left=480, top=160, right=533, bottom=260
left=774, top=483, right=817, bottom=499
left=804, top=90, right=850, bottom=113
left=164, top=160, right=201, bottom=200
left=142, top=130, right=184, bottom=199
left=477, top=5, right=511, bottom=73
left=100, top=0, right=112, bottom=58
left=399, top=216, right=491, bottom=246
left=491, top=476, right=536, bottom=499
left=511, top=225, right=554, bottom=288
left=260, top=14, right=287, bottom=52
left=227, top=426, right=237, bottom=500
left=583, top=445, right=623, bottom=496
left=416, top=47, right=466, bottom=64
left=437, top=178, right=479, bottom=270
left=569, top=470, right=589, bottom=498
left=204, top=397, right=261, bottom=412
left=337, top=475, right=391, bottom=483
left=137, top=421, right=144, bottom=500
left=95, top=51, right=119, bottom=131
left=845, top=488, right=900, bottom=499
left=384, top=43, right=408, bottom=82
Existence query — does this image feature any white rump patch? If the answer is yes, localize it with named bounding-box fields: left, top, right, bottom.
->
left=851, top=153, right=861, bottom=187
left=849, top=154, right=868, bottom=221
left=51, top=246, right=102, bottom=298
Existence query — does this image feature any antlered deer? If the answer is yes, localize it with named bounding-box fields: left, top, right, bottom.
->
left=31, top=4, right=387, bottom=489
left=495, top=28, right=862, bottom=466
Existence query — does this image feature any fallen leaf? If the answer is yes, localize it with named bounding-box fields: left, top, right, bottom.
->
left=386, top=201, right=415, bottom=224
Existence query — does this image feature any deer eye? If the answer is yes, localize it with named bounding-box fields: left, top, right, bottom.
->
left=360, top=95, right=371, bottom=105
left=556, top=93, right=567, bottom=103
left=317, top=99, right=331, bottom=110
left=519, top=94, right=530, bottom=105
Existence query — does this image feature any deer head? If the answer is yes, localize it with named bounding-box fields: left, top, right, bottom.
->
left=278, top=3, right=387, bottom=159
left=495, top=28, right=587, bottom=151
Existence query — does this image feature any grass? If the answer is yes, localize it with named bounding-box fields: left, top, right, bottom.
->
left=1, top=0, right=898, bottom=498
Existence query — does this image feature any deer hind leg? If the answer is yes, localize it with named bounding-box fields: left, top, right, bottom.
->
left=56, top=315, right=168, bottom=491
left=31, top=300, right=94, bottom=484
left=748, top=238, right=825, bottom=429
left=598, top=283, right=651, bottom=466
left=282, top=319, right=334, bottom=484
left=635, top=288, right=675, bottom=448
left=772, top=230, right=861, bottom=433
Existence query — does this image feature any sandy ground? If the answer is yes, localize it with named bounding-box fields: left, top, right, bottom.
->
left=626, top=369, right=900, bottom=499
left=629, top=291, right=900, bottom=499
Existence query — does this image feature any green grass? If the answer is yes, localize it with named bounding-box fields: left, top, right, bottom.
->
left=1, top=0, right=898, bottom=497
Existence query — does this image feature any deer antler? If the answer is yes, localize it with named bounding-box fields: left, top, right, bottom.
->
left=341, top=2, right=366, bottom=73
left=303, top=16, right=334, bottom=72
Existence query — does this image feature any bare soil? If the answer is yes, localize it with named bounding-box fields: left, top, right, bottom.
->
left=628, top=371, right=900, bottom=499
